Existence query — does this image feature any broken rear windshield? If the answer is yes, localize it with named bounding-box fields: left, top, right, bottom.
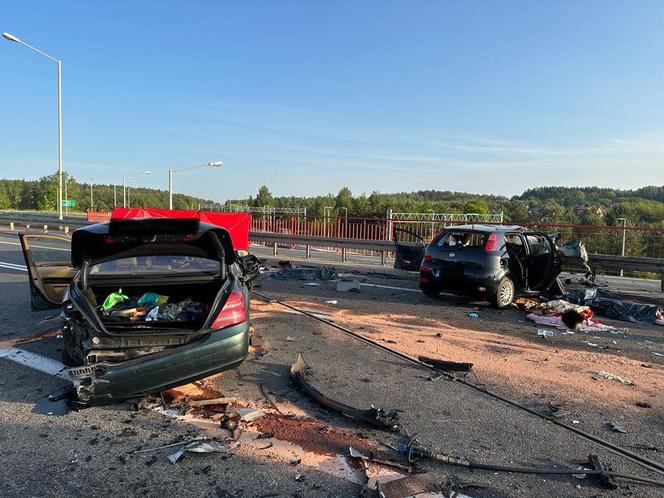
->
left=90, top=255, right=220, bottom=275
left=435, top=230, right=487, bottom=249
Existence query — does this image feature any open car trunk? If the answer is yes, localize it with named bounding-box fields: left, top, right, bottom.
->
left=89, top=279, right=224, bottom=333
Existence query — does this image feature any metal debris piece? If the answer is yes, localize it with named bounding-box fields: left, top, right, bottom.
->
left=537, top=329, right=556, bottom=338
left=596, top=370, right=633, bottom=385
left=636, top=401, right=652, bottom=408
left=131, top=437, right=210, bottom=454
left=324, top=300, right=338, bottom=305
left=271, top=266, right=337, bottom=281
left=294, top=474, right=304, bottom=482
left=377, top=473, right=439, bottom=498
left=235, top=407, right=266, bottom=422
left=418, top=356, right=473, bottom=373
left=290, top=353, right=400, bottom=431
left=608, top=423, right=627, bottom=433
left=336, top=280, right=361, bottom=292
left=186, top=397, right=236, bottom=407
left=167, top=440, right=230, bottom=464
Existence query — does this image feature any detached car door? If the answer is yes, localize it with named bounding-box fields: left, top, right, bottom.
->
left=19, top=233, right=76, bottom=310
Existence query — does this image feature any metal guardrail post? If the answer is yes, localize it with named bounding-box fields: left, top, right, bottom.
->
left=272, top=242, right=278, bottom=256
left=306, top=244, right=311, bottom=259
left=341, top=247, right=347, bottom=262
left=380, top=251, right=386, bottom=266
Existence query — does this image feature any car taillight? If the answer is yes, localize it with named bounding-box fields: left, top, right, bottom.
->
left=423, top=255, right=432, bottom=262
left=484, top=233, right=498, bottom=252
left=211, top=290, right=246, bottom=329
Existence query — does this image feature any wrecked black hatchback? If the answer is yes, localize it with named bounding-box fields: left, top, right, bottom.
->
left=397, top=225, right=563, bottom=308
left=20, top=218, right=259, bottom=404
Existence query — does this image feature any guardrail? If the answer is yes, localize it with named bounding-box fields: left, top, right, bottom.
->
left=1, top=212, right=662, bottom=290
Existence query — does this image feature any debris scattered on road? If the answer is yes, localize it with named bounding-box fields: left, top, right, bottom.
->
left=324, top=300, right=338, bottom=305
left=467, top=312, right=479, bottom=319
left=418, top=355, right=473, bottom=373
left=635, top=401, right=652, bottom=408
left=336, top=280, right=361, bottom=292
left=235, top=407, right=266, bottom=423
left=537, top=329, right=556, bottom=338
left=566, top=289, right=663, bottom=325
left=596, top=370, right=633, bottom=385
left=303, top=282, right=320, bottom=287
left=294, top=474, right=304, bottom=482
left=166, top=440, right=231, bottom=464
left=290, top=353, right=400, bottom=430
left=285, top=336, right=302, bottom=342
left=608, top=422, right=627, bottom=433
left=270, top=266, right=337, bottom=281
left=184, top=397, right=237, bottom=408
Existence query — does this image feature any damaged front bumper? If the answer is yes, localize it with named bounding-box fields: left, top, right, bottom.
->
left=70, top=321, right=249, bottom=405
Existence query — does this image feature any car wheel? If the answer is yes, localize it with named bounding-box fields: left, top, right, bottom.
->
left=420, top=283, right=441, bottom=298
left=62, top=321, right=87, bottom=367
left=492, top=277, right=515, bottom=309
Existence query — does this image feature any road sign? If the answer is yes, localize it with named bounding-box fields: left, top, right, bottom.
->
left=62, top=200, right=75, bottom=207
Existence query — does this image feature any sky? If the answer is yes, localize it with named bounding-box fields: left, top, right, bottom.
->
left=1, top=1, right=663, bottom=203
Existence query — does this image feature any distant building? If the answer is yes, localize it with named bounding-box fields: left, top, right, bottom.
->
left=573, top=204, right=604, bottom=217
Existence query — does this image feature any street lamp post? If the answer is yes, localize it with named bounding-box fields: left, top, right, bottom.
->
left=3, top=32, right=64, bottom=220
left=123, top=171, right=151, bottom=208
left=168, top=161, right=222, bottom=210
left=617, top=217, right=627, bottom=277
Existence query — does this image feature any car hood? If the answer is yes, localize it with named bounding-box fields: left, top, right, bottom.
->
left=71, top=218, right=235, bottom=268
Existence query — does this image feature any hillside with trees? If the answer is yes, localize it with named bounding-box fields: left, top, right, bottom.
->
left=1, top=173, right=662, bottom=227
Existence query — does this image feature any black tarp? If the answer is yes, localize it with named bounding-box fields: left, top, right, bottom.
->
left=566, top=288, right=662, bottom=325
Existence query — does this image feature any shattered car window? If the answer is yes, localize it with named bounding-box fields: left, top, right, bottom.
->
left=436, top=231, right=487, bottom=249
left=90, top=255, right=220, bottom=275
left=525, top=235, right=551, bottom=256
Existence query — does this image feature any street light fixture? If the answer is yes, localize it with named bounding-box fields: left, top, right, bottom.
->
left=168, top=161, right=222, bottom=210
left=3, top=32, right=64, bottom=220
left=123, top=171, right=151, bottom=208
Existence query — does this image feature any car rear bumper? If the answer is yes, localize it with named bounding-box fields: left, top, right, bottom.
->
left=73, top=321, right=249, bottom=405
left=419, top=266, right=503, bottom=297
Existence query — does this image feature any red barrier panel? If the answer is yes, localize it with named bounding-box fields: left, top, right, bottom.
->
left=111, top=208, right=251, bottom=251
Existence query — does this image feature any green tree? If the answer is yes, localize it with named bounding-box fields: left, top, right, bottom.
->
left=335, top=186, right=353, bottom=211
left=254, top=186, right=274, bottom=207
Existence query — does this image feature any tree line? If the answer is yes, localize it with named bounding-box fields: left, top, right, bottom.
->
left=1, top=173, right=663, bottom=228
left=226, top=185, right=664, bottom=227
left=0, top=173, right=214, bottom=213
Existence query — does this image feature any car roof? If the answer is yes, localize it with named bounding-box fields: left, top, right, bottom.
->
left=445, top=224, right=528, bottom=233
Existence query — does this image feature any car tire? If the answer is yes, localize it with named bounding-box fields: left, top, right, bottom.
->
left=492, top=277, right=515, bottom=309
left=62, top=321, right=86, bottom=367
left=420, top=283, right=441, bottom=298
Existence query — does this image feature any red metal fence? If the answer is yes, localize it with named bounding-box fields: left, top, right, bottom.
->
left=86, top=210, right=664, bottom=259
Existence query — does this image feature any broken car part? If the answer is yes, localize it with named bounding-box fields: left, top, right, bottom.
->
left=167, top=440, right=231, bottom=464
left=290, top=353, right=400, bottom=430
left=270, top=266, right=337, bottom=281
left=397, top=441, right=664, bottom=489
left=418, top=356, right=473, bottom=373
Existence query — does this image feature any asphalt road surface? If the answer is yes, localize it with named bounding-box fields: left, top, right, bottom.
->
left=0, top=230, right=662, bottom=497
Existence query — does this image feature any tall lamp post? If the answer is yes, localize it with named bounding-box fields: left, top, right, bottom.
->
left=168, top=161, right=222, bottom=210
left=123, top=171, right=151, bottom=208
left=617, top=217, right=627, bottom=277
left=3, top=32, right=63, bottom=220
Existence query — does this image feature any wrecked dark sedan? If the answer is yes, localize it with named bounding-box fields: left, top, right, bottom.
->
left=404, top=225, right=563, bottom=308
left=19, top=217, right=259, bottom=404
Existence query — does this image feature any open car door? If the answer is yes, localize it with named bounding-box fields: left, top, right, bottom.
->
left=19, top=233, right=76, bottom=311
left=523, top=232, right=564, bottom=295
left=393, top=228, right=426, bottom=271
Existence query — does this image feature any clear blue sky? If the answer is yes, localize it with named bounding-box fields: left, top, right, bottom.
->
left=1, top=1, right=663, bottom=202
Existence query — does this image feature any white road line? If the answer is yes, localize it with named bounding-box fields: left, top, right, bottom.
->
left=0, top=262, right=28, bottom=272
left=359, top=282, right=420, bottom=293
left=0, top=347, right=71, bottom=381
left=0, top=239, right=70, bottom=251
